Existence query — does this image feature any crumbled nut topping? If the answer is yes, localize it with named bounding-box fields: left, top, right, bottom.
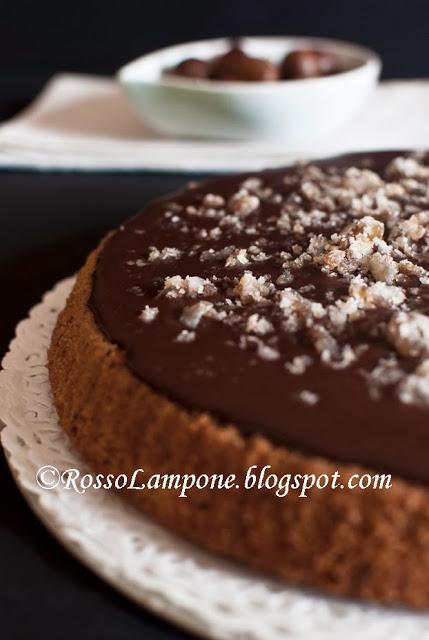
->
left=163, top=275, right=217, bottom=298
left=398, top=359, right=429, bottom=407
left=246, top=314, right=273, bottom=336
left=228, top=189, right=260, bottom=217
left=175, top=329, right=196, bottom=343
left=240, top=335, right=280, bottom=361
left=368, top=252, right=398, bottom=284
left=234, top=271, right=273, bottom=304
left=148, top=246, right=182, bottom=262
left=360, top=357, right=404, bottom=400
left=225, top=248, right=249, bottom=268
left=202, top=193, right=225, bottom=209
left=140, top=305, right=159, bottom=323
left=127, top=153, right=429, bottom=409
left=298, top=390, right=319, bottom=406
left=285, top=355, right=313, bottom=375
left=180, top=301, right=216, bottom=329
left=387, top=311, right=429, bottom=358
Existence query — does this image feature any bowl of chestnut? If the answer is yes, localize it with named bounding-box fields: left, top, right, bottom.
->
left=118, top=36, right=381, bottom=142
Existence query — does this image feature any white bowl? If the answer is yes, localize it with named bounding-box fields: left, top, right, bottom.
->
left=118, top=36, right=381, bottom=142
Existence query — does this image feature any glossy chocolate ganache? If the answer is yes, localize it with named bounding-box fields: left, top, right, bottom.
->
left=91, top=152, right=429, bottom=484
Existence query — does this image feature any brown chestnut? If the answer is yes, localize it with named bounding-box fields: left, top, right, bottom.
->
left=280, top=50, right=339, bottom=80
left=209, top=48, right=278, bottom=82
left=170, top=58, right=209, bottom=79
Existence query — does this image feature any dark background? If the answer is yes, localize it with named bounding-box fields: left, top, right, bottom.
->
left=1, top=0, right=429, bottom=112
left=1, top=1, right=428, bottom=638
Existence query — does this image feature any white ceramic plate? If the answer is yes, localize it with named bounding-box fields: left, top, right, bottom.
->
left=118, top=36, right=381, bottom=142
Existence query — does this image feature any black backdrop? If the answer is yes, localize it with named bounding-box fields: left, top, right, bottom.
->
left=1, top=0, right=429, bottom=103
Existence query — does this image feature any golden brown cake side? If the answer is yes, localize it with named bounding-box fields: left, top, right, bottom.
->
left=47, top=240, right=429, bottom=609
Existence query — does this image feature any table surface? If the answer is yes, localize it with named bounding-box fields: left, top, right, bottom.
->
left=0, top=168, right=211, bottom=639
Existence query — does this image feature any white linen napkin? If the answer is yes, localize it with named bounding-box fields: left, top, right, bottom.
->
left=1, top=73, right=429, bottom=173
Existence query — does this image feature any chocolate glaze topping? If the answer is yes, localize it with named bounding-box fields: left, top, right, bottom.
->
left=91, top=151, right=429, bottom=485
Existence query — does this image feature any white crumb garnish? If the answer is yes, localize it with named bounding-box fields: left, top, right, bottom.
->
left=298, top=390, right=319, bottom=406
left=285, top=355, right=313, bottom=375
left=140, top=306, right=159, bottom=323
left=163, top=275, right=216, bottom=298
left=245, top=313, right=273, bottom=336
left=175, top=329, right=196, bottom=343
left=180, top=301, right=215, bottom=329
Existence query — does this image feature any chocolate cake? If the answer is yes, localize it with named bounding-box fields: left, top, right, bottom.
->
left=48, top=151, right=429, bottom=608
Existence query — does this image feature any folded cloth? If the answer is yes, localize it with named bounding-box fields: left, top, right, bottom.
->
left=0, top=73, right=429, bottom=173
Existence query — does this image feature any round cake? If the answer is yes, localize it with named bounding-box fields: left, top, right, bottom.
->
left=49, top=151, right=429, bottom=608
